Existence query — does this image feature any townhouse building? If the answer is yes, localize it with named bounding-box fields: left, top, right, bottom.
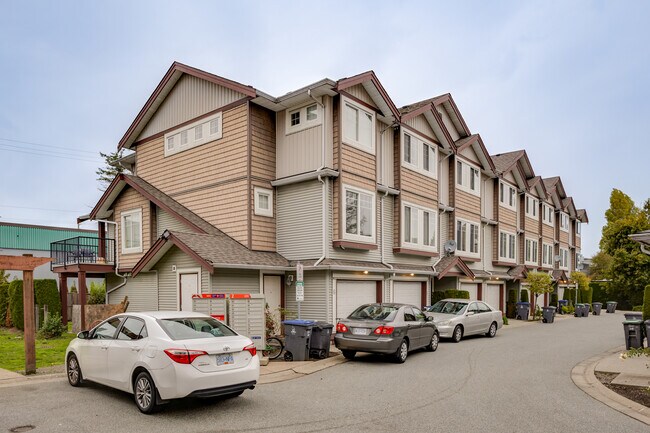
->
left=50, top=62, right=588, bottom=329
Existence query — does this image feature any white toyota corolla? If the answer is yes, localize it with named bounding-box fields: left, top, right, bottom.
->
left=65, top=311, right=260, bottom=413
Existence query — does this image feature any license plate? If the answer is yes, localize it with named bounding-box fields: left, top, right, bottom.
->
left=352, top=328, right=369, bottom=336
left=216, top=354, right=234, bottom=366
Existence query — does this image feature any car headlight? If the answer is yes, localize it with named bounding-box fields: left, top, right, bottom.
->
left=437, top=320, right=451, bottom=326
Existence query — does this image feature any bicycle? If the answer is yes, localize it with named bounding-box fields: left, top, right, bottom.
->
left=263, top=336, right=284, bottom=360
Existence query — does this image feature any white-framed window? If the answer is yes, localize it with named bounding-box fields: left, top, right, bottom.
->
left=121, top=208, right=142, bottom=254
left=576, top=221, right=581, bottom=237
left=254, top=187, right=274, bottom=217
left=401, top=130, right=437, bottom=179
left=343, top=184, right=376, bottom=243
left=525, top=195, right=538, bottom=218
left=342, top=97, right=375, bottom=153
left=542, top=204, right=554, bottom=226
left=164, top=112, right=222, bottom=157
left=402, top=202, right=437, bottom=251
left=285, top=101, right=322, bottom=134
left=456, top=159, right=480, bottom=196
left=499, top=182, right=517, bottom=210
left=560, top=212, right=570, bottom=232
left=456, top=218, right=480, bottom=257
left=525, top=238, right=539, bottom=265
left=559, top=247, right=569, bottom=269
left=542, top=243, right=554, bottom=267
left=498, top=230, right=516, bottom=261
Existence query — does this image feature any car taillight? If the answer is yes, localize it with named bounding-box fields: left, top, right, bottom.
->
left=164, top=349, right=207, bottom=364
left=243, top=344, right=257, bottom=357
left=336, top=323, right=348, bottom=333
left=373, top=326, right=394, bottom=335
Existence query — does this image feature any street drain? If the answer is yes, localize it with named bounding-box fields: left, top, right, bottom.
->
left=9, top=426, right=35, bottom=432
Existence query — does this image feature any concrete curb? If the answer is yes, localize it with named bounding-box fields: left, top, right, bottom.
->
left=259, top=355, right=348, bottom=385
left=571, top=346, right=650, bottom=426
left=0, top=372, right=66, bottom=389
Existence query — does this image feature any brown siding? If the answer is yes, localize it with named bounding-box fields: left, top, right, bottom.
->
left=575, top=234, right=581, bottom=249
left=341, top=145, right=376, bottom=182
left=524, top=216, right=540, bottom=235
left=499, top=207, right=517, bottom=228
left=456, top=190, right=481, bottom=215
left=112, top=188, right=152, bottom=270
left=542, top=224, right=554, bottom=240
left=400, top=168, right=439, bottom=203
left=559, top=230, right=569, bottom=244
left=250, top=104, right=276, bottom=251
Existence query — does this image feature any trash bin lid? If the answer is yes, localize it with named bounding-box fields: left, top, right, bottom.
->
left=606, top=301, right=617, bottom=304
left=283, top=319, right=316, bottom=326
left=543, top=306, right=557, bottom=310
left=312, top=321, right=334, bottom=328
left=592, top=302, right=602, bottom=305
left=622, top=320, right=643, bottom=325
left=516, top=302, right=530, bottom=306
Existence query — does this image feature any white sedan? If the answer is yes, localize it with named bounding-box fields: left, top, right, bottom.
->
left=423, top=299, right=503, bottom=342
left=65, top=311, right=260, bottom=413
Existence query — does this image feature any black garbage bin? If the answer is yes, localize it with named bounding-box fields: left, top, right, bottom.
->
left=558, top=299, right=568, bottom=315
left=574, top=303, right=585, bottom=317
left=542, top=306, right=556, bottom=323
left=592, top=302, right=602, bottom=315
left=606, top=301, right=617, bottom=313
left=645, top=320, right=650, bottom=348
left=282, top=320, right=315, bottom=361
left=623, top=320, right=644, bottom=350
left=624, top=312, right=643, bottom=321
left=516, top=302, right=530, bottom=320
left=309, top=322, right=333, bottom=359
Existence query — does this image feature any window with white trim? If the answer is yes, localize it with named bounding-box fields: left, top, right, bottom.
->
left=456, top=159, right=480, bottom=196
left=286, top=102, right=321, bottom=134
left=254, top=187, right=273, bottom=217
left=342, top=97, right=375, bottom=153
left=525, top=238, right=539, bottom=265
left=576, top=221, right=581, bottom=237
left=542, top=204, right=554, bottom=226
left=559, top=247, right=569, bottom=269
left=121, top=208, right=142, bottom=254
left=560, top=212, right=570, bottom=232
left=525, top=195, right=538, bottom=218
left=456, top=219, right=480, bottom=257
left=542, top=243, right=554, bottom=267
left=343, top=185, right=375, bottom=242
left=402, top=131, right=437, bottom=178
left=499, top=182, right=517, bottom=210
left=164, top=112, right=222, bottom=157
left=499, top=231, right=516, bottom=261
left=402, top=202, right=437, bottom=251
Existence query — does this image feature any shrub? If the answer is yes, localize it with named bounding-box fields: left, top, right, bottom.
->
left=431, top=291, right=447, bottom=304
left=444, top=290, right=470, bottom=299
left=506, top=289, right=517, bottom=318
left=0, top=282, right=9, bottom=326
left=550, top=292, right=558, bottom=306
left=34, top=279, right=61, bottom=327
left=38, top=312, right=66, bottom=339
left=9, top=280, right=24, bottom=330
left=643, top=285, right=650, bottom=321
left=502, top=315, right=509, bottom=326
left=88, top=281, right=106, bottom=305
left=520, top=289, right=529, bottom=303
left=632, top=305, right=643, bottom=311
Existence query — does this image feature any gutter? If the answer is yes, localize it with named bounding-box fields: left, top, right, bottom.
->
left=308, top=88, right=328, bottom=268
left=271, top=168, right=339, bottom=187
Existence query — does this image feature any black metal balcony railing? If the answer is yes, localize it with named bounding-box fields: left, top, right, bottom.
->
left=50, top=236, right=116, bottom=270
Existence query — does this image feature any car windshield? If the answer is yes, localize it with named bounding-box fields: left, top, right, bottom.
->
left=158, top=317, right=237, bottom=340
left=425, top=301, right=468, bottom=315
left=348, top=305, right=398, bottom=321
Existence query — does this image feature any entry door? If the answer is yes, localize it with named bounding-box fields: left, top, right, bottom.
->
left=263, top=276, right=282, bottom=334
left=179, top=273, right=199, bottom=311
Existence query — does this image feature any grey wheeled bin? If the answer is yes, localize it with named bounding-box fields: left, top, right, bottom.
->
left=309, top=322, right=334, bottom=359
left=558, top=299, right=568, bottom=315
left=542, top=306, right=556, bottom=323
left=623, top=320, right=644, bottom=350
left=606, top=301, right=617, bottom=313
left=592, top=302, right=602, bottom=315
left=282, top=320, right=315, bottom=361
left=516, top=302, right=530, bottom=320
left=574, top=303, right=585, bottom=317
left=624, top=312, right=643, bottom=321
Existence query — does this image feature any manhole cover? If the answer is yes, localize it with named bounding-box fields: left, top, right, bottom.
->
left=9, top=426, right=35, bottom=433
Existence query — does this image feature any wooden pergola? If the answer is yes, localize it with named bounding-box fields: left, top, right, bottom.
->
left=0, top=254, right=53, bottom=374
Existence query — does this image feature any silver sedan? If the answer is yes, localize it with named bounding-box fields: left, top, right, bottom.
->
left=423, top=299, right=502, bottom=343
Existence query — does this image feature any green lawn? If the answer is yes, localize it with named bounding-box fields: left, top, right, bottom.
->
left=0, top=326, right=76, bottom=372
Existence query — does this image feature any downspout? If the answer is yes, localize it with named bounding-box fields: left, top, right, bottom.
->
left=481, top=176, right=493, bottom=279
left=96, top=219, right=127, bottom=302
left=309, top=89, right=328, bottom=267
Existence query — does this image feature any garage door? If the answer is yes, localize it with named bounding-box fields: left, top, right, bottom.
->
left=460, top=283, right=478, bottom=300
left=336, top=280, right=377, bottom=321
left=557, top=287, right=565, bottom=302
left=535, top=291, right=546, bottom=309
left=393, top=281, right=422, bottom=307
left=484, top=284, right=502, bottom=311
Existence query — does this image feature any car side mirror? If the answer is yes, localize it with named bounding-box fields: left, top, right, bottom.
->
left=425, top=316, right=434, bottom=322
left=77, top=331, right=89, bottom=339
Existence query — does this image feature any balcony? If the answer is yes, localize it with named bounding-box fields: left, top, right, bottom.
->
left=50, top=236, right=116, bottom=273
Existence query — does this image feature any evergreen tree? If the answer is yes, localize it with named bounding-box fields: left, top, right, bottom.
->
left=96, top=150, right=125, bottom=191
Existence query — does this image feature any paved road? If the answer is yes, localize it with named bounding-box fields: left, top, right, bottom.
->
left=1, top=311, right=646, bottom=433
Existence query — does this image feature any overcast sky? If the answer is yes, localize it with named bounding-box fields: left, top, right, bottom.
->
left=1, top=0, right=648, bottom=257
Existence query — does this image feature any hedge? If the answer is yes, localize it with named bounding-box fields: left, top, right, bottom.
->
left=550, top=292, right=558, bottom=306
left=643, top=285, right=650, bottom=321
left=506, top=289, right=517, bottom=318
left=9, top=280, right=23, bottom=330
left=0, top=282, right=9, bottom=326
left=34, top=279, right=61, bottom=326
left=520, top=289, right=529, bottom=303
left=430, top=289, right=470, bottom=304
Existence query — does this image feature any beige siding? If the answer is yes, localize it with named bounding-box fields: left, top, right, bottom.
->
left=459, top=146, right=480, bottom=165
left=113, top=188, right=152, bottom=270
left=138, top=74, right=246, bottom=140
left=211, top=269, right=260, bottom=293
left=341, top=145, right=376, bottom=182
left=455, top=190, right=481, bottom=216
left=400, top=168, right=438, bottom=204
left=542, top=223, right=554, bottom=240
left=575, top=233, right=581, bottom=249
left=277, top=180, right=323, bottom=260
left=107, top=272, right=158, bottom=312
left=156, top=207, right=194, bottom=236
left=559, top=230, right=569, bottom=244
left=284, top=270, right=329, bottom=322
left=276, top=112, right=323, bottom=178
left=524, top=216, right=540, bottom=235
left=378, top=122, right=394, bottom=187
left=439, top=152, right=450, bottom=204
left=405, top=115, right=436, bottom=139
left=344, top=84, right=377, bottom=108
left=499, top=207, right=517, bottom=229
left=251, top=180, right=276, bottom=252
left=439, top=108, right=460, bottom=141
left=152, top=246, right=210, bottom=311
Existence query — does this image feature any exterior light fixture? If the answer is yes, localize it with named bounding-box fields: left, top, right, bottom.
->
left=410, top=273, right=415, bottom=277
left=363, top=270, right=369, bottom=275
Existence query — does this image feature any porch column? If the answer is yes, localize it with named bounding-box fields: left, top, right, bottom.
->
left=477, top=283, right=483, bottom=301
left=23, top=267, right=36, bottom=375
left=98, top=222, right=106, bottom=260
left=59, top=274, right=68, bottom=324
left=499, top=285, right=504, bottom=312
left=78, top=271, right=87, bottom=330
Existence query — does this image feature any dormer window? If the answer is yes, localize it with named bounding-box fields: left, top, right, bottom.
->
left=286, top=102, right=321, bottom=134
left=402, top=130, right=437, bottom=179
left=525, top=195, right=538, bottom=218
left=560, top=212, right=570, bottom=232
left=342, top=97, right=375, bottom=153
left=456, top=160, right=480, bottom=196
left=499, top=182, right=517, bottom=210
left=542, top=204, right=554, bottom=226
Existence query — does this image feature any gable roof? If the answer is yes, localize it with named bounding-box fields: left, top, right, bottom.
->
left=527, top=176, right=548, bottom=198
left=577, top=209, right=589, bottom=223
left=552, top=270, right=569, bottom=282
left=118, top=62, right=257, bottom=150
left=507, top=265, right=529, bottom=280
left=335, top=71, right=400, bottom=120
left=435, top=255, right=476, bottom=279
left=400, top=99, right=456, bottom=151
left=455, top=134, right=496, bottom=174
left=406, top=94, right=471, bottom=137
left=562, top=197, right=577, bottom=217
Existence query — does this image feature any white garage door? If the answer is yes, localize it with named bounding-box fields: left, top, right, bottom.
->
left=393, top=281, right=422, bottom=307
left=336, top=280, right=377, bottom=322
left=535, top=291, right=546, bottom=309
left=460, top=283, right=478, bottom=300
left=484, top=284, right=502, bottom=311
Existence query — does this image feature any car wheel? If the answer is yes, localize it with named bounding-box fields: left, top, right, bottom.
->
left=134, top=371, right=159, bottom=414
left=452, top=325, right=463, bottom=343
left=394, top=339, right=408, bottom=363
left=425, top=331, right=439, bottom=352
left=342, top=350, right=356, bottom=360
left=66, top=354, right=83, bottom=387
left=486, top=322, right=497, bottom=338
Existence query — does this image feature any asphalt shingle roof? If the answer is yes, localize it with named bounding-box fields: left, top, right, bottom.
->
left=491, top=150, right=525, bottom=174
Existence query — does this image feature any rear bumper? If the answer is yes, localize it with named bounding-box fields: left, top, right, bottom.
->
left=334, top=334, right=399, bottom=354
left=187, top=381, right=256, bottom=398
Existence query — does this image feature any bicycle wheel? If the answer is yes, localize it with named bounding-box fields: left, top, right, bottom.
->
left=265, top=337, right=283, bottom=360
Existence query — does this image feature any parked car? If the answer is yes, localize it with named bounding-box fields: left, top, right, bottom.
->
left=334, top=303, right=439, bottom=363
left=423, top=299, right=502, bottom=343
left=65, top=311, right=259, bottom=413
